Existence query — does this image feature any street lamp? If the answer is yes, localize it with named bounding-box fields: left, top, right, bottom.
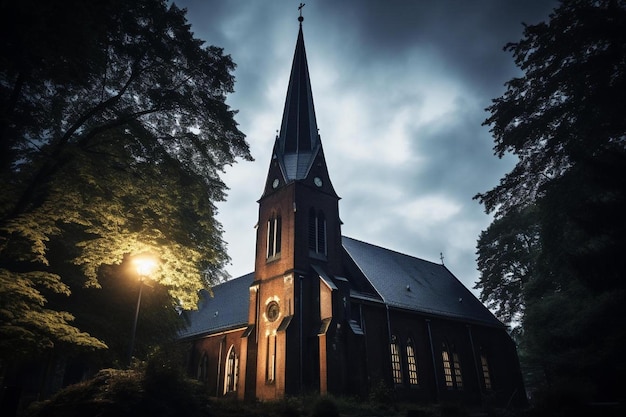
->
left=128, top=255, right=157, bottom=365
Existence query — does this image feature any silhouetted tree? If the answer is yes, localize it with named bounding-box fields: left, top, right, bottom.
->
left=475, top=0, right=626, bottom=401
left=0, top=0, right=251, bottom=360
left=475, top=205, right=540, bottom=334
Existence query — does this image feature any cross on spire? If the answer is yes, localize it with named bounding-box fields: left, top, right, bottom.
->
left=440, top=252, right=445, bottom=265
left=298, top=3, right=305, bottom=22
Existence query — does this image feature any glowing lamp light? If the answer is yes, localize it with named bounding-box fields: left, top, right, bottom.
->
left=133, top=256, right=157, bottom=277
left=128, top=254, right=157, bottom=365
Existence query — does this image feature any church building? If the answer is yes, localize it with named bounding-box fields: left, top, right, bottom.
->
left=180, top=16, right=526, bottom=407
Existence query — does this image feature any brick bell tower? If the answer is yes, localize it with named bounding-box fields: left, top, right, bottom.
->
left=238, top=12, right=344, bottom=401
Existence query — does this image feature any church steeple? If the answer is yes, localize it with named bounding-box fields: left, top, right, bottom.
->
left=251, top=10, right=344, bottom=399
left=271, top=15, right=323, bottom=183
left=257, top=12, right=342, bottom=274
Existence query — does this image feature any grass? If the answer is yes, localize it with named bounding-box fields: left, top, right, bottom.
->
left=187, top=394, right=455, bottom=417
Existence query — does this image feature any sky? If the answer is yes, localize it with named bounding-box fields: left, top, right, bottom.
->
left=174, top=0, right=558, bottom=296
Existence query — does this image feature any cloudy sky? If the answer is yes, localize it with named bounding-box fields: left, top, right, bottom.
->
left=175, top=0, right=557, bottom=295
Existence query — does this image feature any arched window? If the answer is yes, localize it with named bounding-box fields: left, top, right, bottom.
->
left=480, top=351, right=492, bottom=390
left=224, top=345, right=238, bottom=394
left=266, top=333, right=276, bottom=383
left=308, top=208, right=326, bottom=255
left=197, top=353, right=208, bottom=381
left=442, top=342, right=463, bottom=389
left=390, top=335, right=403, bottom=384
left=266, top=214, right=281, bottom=258
left=406, top=338, right=419, bottom=386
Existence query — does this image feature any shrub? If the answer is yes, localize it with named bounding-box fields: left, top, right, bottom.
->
left=368, top=379, right=393, bottom=405
left=312, top=397, right=339, bottom=417
left=25, top=366, right=210, bottom=417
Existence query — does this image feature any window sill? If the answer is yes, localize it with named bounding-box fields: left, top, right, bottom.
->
left=266, top=254, right=281, bottom=263
left=308, top=250, right=327, bottom=261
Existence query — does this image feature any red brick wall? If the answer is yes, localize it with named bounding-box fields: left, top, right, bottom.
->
left=188, top=328, right=245, bottom=397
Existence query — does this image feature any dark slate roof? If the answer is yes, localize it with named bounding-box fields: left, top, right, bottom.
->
left=182, top=238, right=502, bottom=339
left=281, top=149, right=319, bottom=181
left=275, top=23, right=320, bottom=181
left=342, top=236, right=503, bottom=327
left=179, top=272, right=254, bottom=339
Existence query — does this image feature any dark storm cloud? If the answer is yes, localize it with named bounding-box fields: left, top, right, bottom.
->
left=407, top=102, right=513, bottom=198
left=313, top=0, right=554, bottom=93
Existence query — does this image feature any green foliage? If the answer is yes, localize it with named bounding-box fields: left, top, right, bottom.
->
left=48, top=261, right=187, bottom=366
left=202, top=393, right=420, bottom=417
left=0, top=268, right=107, bottom=357
left=0, top=0, right=251, bottom=359
left=26, top=367, right=210, bottom=417
left=476, top=0, right=626, bottom=401
left=368, top=378, right=394, bottom=406
left=312, top=397, right=339, bottom=417
left=280, top=399, right=301, bottom=417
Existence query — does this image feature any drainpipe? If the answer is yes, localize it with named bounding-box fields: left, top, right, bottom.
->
left=467, top=325, right=483, bottom=406
left=216, top=336, right=224, bottom=396
left=385, top=305, right=393, bottom=387
left=360, top=303, right=370, bottom=394
left=426, top=319, right=440, bottom=402
left=385, top=304, right=392, bottom=341
left=299, top=274, right=304, bottom=394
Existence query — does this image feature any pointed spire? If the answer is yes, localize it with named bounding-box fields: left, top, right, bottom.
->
left=274, top=12, right=320, bottom=180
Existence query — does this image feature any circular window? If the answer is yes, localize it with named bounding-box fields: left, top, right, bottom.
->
left=266, top=301, right=280, bottom=322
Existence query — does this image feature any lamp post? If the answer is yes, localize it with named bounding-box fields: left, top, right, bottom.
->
left=128, top=256, right=157, bottom=365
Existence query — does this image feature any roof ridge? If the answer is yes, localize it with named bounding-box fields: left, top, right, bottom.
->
left=341, top=235, right=444, bottom=268
left=209, top=271, right=254, bottom=287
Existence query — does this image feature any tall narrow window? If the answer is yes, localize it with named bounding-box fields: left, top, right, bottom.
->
left=267, top=218, right=274, bottom=258
left=406, top=338, right=419, bottom=386
left=308, top=208, right=326, bottom=255
left=442, top=342, right=463, bottom=389
left=452, top=351, right=463, bottom=389
left=442, top=344, right=453, bottom=388
left=308, top=208, right=317, bottom=250
left=390, top=335, right=403, bottom=384
left=224, top=345, right=238, bottom=394
left=275, top=215, right=281, bottom=254
left=266, top=214, right=281, bottom=258
left=197, top=353, right=208, bottom=381
left=317, top=212, right=326, bottom=254
left=266, top=334, right=276, bottom=383
left=480, top=354, right=492, bottom=390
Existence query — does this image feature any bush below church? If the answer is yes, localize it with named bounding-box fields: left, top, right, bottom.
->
left=24, top=366, right=210, bottom=417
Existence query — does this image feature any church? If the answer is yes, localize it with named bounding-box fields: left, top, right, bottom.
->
left=180, top=16, right=526, bottom=407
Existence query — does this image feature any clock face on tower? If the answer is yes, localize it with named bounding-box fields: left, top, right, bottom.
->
left=314, top=177, right=323, bottom=187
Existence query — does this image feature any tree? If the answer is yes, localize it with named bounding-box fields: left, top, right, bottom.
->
left=0, top=0, right=251, bottom=359
left=42, top=233, right=188, bottom=368
left=475, top=0, right=626, bottom=401
left=474, top=205, right=540, bottom=333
